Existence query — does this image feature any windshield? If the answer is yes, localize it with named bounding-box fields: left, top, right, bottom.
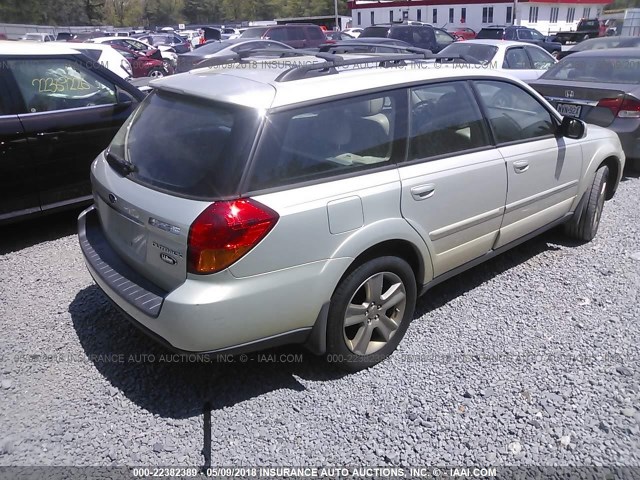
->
left=542, top=56, right=640, bottom=84
left=108, top=91, right=261, bottom=198
left=439, top=43, right=498, bottom=63
left=240, top=28, right=268, bottom=39
left=149, top=35, right=172, bottom=45
left=530, top=30, right=545, bottom=40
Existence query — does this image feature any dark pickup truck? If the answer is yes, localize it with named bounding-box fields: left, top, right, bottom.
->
left=551, top=19, right=603, bottom=44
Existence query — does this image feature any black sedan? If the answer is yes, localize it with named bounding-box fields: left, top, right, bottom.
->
left=530, top=48, right=640, bottom=171
left=176, top=39, right=292, bottom=73
left=0, top=43, right=144, bottom=224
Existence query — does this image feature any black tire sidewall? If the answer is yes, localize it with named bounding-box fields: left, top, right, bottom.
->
left=326, top=256, right=417, bottom=371
left=582, top=166, right=609, bottom=241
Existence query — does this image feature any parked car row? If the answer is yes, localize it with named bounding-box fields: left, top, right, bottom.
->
left=1, top=36, right=638, bottom=227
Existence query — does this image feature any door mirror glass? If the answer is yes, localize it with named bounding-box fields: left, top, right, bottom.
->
left=560, top=116, right=586, bottom=139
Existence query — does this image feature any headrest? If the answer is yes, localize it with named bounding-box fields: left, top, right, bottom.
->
left=350, top=98, right=385, bottom=117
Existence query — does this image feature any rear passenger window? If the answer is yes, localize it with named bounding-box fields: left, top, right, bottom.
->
left=8, top=59, right=116, bottom=113
left=268, top=28, right=288, bottom=41
left=474, top=81, right=556, bottom=144
left=248, top=92, right=401, bottom=191
left=409, top=81, right=490, bottom=160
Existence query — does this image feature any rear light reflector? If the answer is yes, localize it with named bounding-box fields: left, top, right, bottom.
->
left=597, top=96, right=640, bottom=118
left=187, top=199, right=279, bottom=274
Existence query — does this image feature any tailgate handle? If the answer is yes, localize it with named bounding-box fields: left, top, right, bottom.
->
left=513, top=160, right=529, bottom=173
left=411, top=184, right=436, bottom=201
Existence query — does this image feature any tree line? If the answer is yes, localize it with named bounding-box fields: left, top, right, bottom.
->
left=0, top=0, right=350, bottom=27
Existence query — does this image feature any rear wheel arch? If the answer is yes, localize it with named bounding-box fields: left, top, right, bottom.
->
left=599, top=156, right=621, bottom=200
left=336, top=239, right=426, bottom=296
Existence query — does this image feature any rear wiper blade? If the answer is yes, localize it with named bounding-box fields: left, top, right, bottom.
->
left=106, top=150, right=137, bottom=176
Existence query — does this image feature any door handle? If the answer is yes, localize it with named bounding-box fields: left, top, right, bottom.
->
left=513, top=160, right=529, bottom=173
left=410, top=184, right=436, bottom=201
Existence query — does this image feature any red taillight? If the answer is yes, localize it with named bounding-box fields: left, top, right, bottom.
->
left=597, top=96, right=640, bottom=118
left=187, top=199, right=279, bottom=274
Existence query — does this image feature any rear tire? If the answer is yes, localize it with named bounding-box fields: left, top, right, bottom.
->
left=326, top=256, right=417, bottom=372
left=564, top=166, right=609, bottom=242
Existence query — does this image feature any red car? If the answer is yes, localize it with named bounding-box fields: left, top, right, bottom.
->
left=447, top=27, right=476, bottom=41
left=111, top=45, right=172, bottom=78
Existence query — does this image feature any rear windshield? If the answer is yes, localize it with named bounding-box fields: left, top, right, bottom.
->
left=108, top=91, right=260, bottom=198
left=360, top=26, right=390, bottom=38
left=476, top=29, right=503, bottom=39
left=240, top=28, right=268, bottom=39
left=438, top=43, right=498, bottom=64
left=541, top=56, right=640, bottom=84
left=193, top=41, right=229, bottom=54
left=389, top=26, right=434, bottom=48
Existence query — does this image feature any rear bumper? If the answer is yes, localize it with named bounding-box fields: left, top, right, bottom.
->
left=78, top=205, right=349, bottom=353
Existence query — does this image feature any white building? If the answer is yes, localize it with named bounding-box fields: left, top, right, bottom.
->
left=347, top=0, right=610, bottom=35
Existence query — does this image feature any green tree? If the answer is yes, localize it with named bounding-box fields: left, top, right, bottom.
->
left=144, top=0, right=185, bottom=26
left=183, top=0, right=220, bottom=23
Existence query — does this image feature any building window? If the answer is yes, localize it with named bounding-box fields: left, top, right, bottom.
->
left=417, top=9, right=422, bottom=22
left=566, top=7, right=575, bottom=23
left=357, top=12, right=361, bottom=25
left=506, top=6, right=513, bottom=24
left=371, top=11, right=375, bottom=25
left=461, top=8, right=466, bottom=23
left=482, top=7, right=493, bottom=24
left=389, top=10, right=393, bottom=22
left=528, top=6, right=539, bottom=23
left=449, top=8, right=454, bottom=23
left=550, top=7, right=559, bottom=23
left=433, top=8, right=438, bottom=24
left=583, top=7, right=591, bottom=18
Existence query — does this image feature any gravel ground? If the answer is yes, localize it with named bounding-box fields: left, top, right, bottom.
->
left=0, top=174, right=639, bottom=469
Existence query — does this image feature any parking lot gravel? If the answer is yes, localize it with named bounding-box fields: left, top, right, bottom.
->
left=0, top=174, right=639, bottom=469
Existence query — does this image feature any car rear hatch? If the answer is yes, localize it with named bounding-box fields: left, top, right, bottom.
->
left=89, top=88, right=264, bottom=293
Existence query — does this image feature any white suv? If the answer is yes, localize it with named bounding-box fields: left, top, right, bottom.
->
left=78, top=51, right=625, bottom=371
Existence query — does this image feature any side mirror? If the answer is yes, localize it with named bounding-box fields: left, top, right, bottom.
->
left=115, top=88, right=134, bottom=111
left=559, top=115, right=586, bottom=139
